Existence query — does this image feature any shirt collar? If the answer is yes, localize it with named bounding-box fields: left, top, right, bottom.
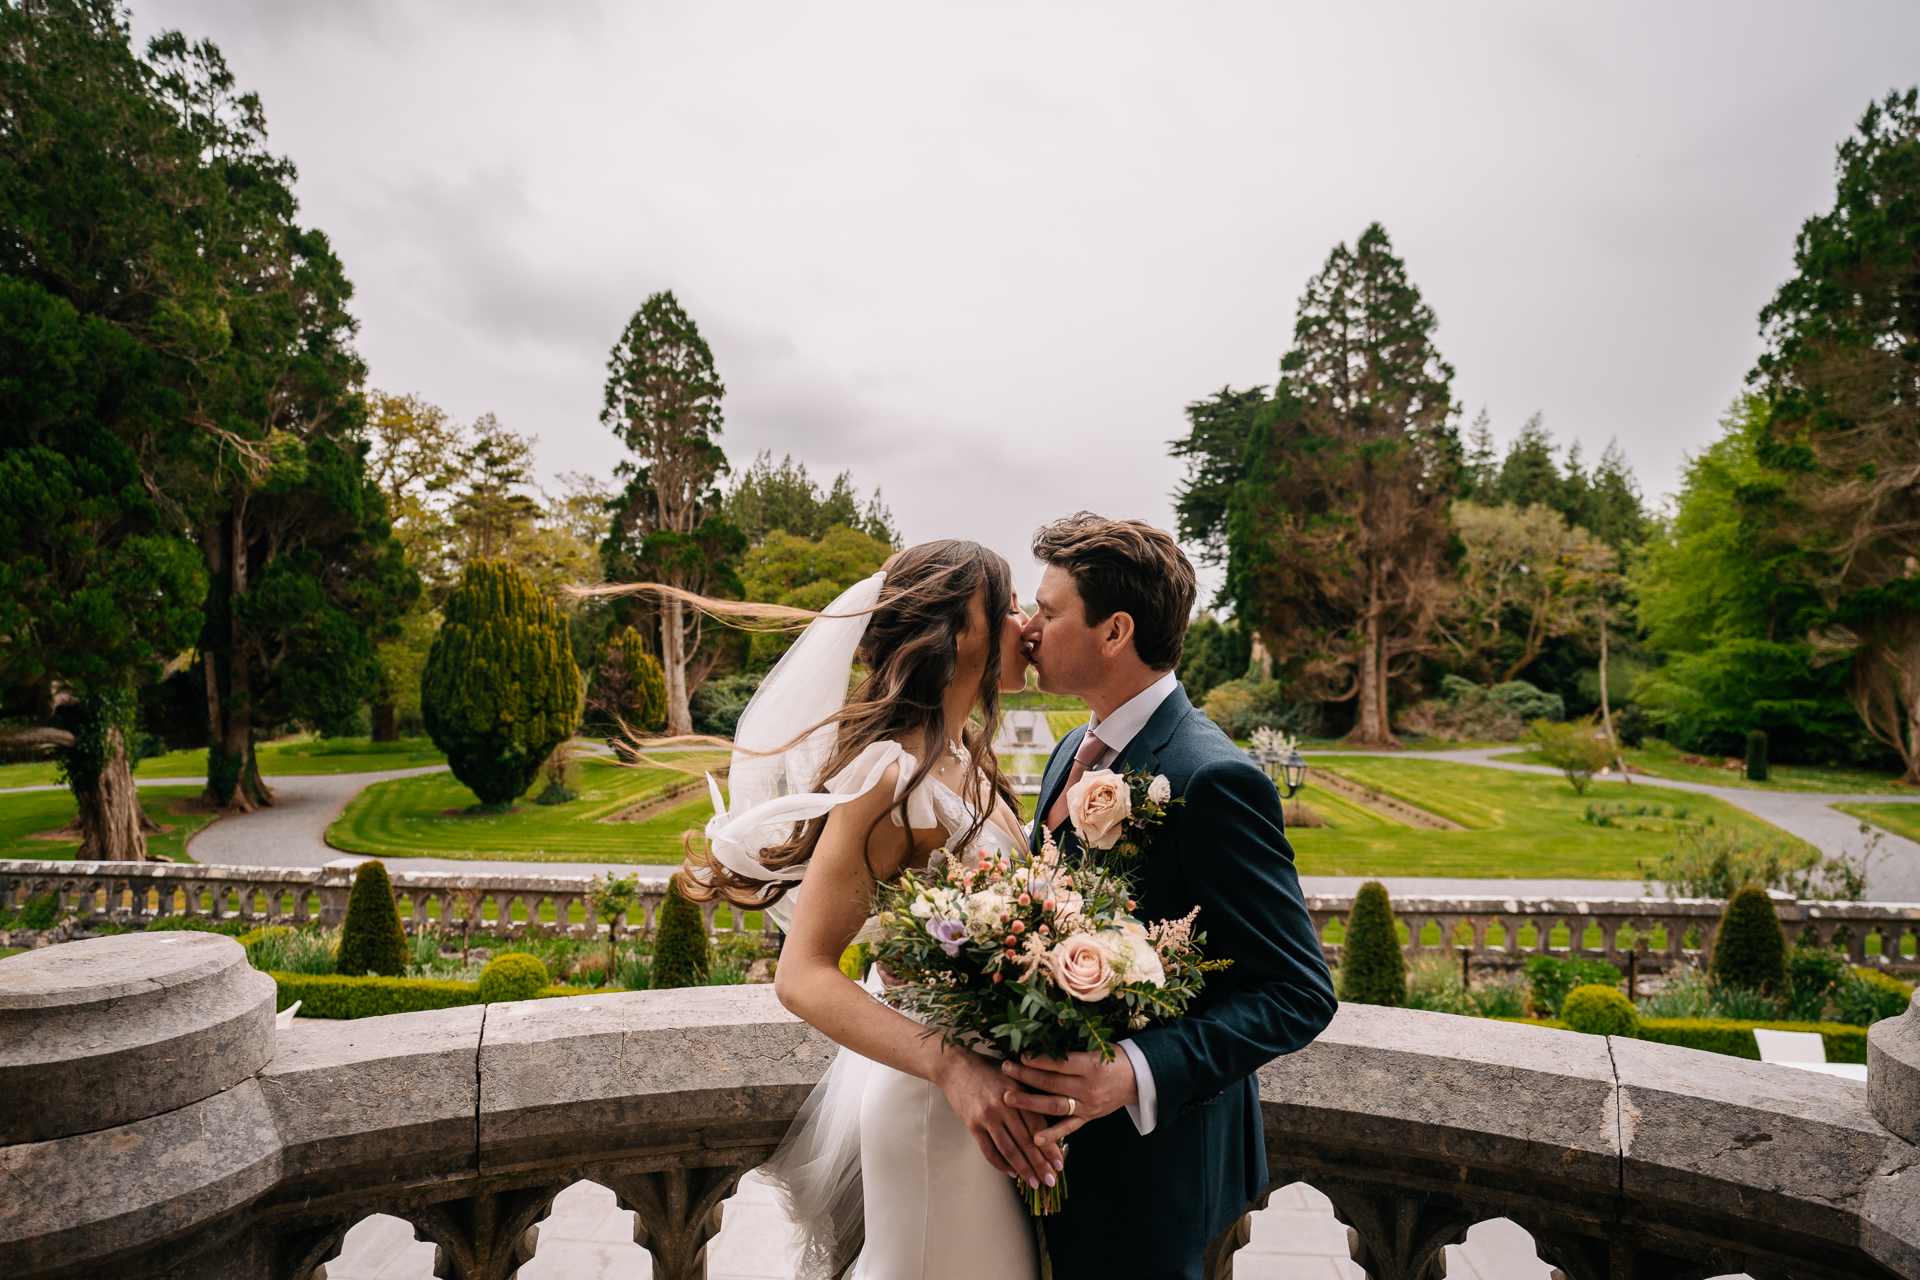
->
left=1085, top=670, right=1181, bottom=759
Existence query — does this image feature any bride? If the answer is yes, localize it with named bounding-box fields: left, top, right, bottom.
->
left=671, top=539, right=1053, bottom=1280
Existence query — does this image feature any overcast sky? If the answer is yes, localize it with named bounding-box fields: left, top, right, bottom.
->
left=134, top=1, right=1920, bottom=599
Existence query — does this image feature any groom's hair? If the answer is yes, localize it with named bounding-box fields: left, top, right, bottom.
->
left=1031, top=513, right=1196, bottom=671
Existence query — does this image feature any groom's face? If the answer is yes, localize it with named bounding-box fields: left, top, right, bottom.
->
left=1025, top=565, right=1121, bottom=696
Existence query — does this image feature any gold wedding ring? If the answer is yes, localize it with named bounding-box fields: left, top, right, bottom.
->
left=1066, top=1098, right=1076, bottom=1117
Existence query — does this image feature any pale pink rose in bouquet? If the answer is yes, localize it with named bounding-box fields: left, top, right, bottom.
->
left=1049, top=932, right=1119, bottom=1001
left=1066, top=768, right=1131, bottom=850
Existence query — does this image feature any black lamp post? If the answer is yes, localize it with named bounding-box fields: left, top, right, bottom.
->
left=1248, top=747, right=1309, bottom=799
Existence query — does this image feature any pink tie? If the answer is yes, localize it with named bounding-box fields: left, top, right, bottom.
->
left=1046, top=730, right=1108, bottom=833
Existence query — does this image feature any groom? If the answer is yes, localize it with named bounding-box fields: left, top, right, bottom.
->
left=1000, top=513, right=1336, bottom=1280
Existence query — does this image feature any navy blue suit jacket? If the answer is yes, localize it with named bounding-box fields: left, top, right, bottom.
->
left=1029, top=685, right=1336, bottom=1279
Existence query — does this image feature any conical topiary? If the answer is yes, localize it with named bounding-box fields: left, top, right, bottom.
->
left=1710, top=884, right=1788, bottom=994
left=1746, top=730, right=1770, bottom=782
left=335, top=860, right=409, bottom=977
left=422, top=560, right=583, bottom=810
left=1337, top=880, right=1406, bottom=1006
left=651, top=876, right=710, bottom=989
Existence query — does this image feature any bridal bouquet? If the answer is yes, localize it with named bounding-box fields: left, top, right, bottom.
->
left=870, top=831, right=1223, bottom=1214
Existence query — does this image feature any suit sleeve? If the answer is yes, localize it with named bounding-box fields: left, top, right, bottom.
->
left=1129, top=756, right=1337, bottom=1116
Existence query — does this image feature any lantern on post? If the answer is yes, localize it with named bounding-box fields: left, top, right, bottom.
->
left=1247, top=746, right=1309, bottom=799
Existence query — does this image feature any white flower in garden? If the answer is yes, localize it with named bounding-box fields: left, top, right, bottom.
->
left=1147, top=775, right=1172, bottom=805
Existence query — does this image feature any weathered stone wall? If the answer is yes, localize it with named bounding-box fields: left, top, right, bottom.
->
left=5, top=935, right=1920, bottom=1280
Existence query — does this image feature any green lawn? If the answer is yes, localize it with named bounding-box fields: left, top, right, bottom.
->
left=1835, top=803, right=1920, bottom=844
left=1285, top=759, right=1809, bottom=879
left=327, top=754, right=726, bottom=863
left=0, top=736, right=447, bottom=790
left=0, top=785, right=217, bottom=863
left=1491, top=745, right=1914, bottom=795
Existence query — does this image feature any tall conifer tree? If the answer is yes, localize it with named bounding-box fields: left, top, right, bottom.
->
left=600, top=292, right=745, bottom=734
left=1753, top=88, right=1920, bottom=782
left=1225, top=225, right=1458, bottom=746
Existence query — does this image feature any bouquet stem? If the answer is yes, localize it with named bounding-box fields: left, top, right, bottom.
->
left=1021, top=1147, right=1068, bottom=1215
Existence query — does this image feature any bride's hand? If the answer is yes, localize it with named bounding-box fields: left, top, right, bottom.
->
left=999, top=1049, right=1140, bottom=1146
left=933, top=1048, right=1065, bottom=1190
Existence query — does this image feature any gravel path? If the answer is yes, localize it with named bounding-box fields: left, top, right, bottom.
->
left=1309, top=747, right=1920, bottom=900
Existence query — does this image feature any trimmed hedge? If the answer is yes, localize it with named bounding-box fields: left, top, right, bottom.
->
left=1337, top=880, right=1406, bottom=1006
left=1497, top=1014, right=1866, bottom=1063
left=270, top=972, right=577, bottom=1020
left=1563, top=984, right=1638, bottom=1037
left=1636, top=1017, right=1867, bottom=1064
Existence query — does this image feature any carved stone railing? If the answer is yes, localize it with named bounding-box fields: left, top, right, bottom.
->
left=0, top=858, right=777, bottom=943
left=1306, top=892, right=1920, bottom=974
left=8, top=932, right=1920, bottom=1280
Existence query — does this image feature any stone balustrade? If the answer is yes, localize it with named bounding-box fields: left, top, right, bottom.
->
left=7, top=932, right=1920, bottom=1280
left=1306, top=892, right=1920, bottom=974
left=0, top=859, right=778, bottom=943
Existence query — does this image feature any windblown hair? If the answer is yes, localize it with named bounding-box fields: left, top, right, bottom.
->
left=605, top=541, right=1018, bottom=912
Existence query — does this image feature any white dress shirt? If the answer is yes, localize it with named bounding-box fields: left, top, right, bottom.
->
left=1073, top=668, right=1180, bottom=1135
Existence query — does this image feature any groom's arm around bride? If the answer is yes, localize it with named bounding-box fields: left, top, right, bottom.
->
left=1003, top=514, right=1338, bottom=1280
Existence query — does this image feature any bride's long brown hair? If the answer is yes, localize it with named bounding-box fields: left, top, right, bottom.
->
left=597, top=540, right=1018, bottom=911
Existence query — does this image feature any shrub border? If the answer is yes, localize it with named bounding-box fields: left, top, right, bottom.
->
left=1495, top=1014, right=1866, bottom=1063
left=271, top=972, right=577, bottom=1020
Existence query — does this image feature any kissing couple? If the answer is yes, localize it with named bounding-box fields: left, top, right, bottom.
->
left=674, top=513, right=1336, bottom=1280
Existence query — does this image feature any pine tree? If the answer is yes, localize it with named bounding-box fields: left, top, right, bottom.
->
left=1710, top=885, right=1789, bottom=994
left=335, top=860, right=409, bottom=977
left=1171, top=386, right=1270, bottom=567
left=1459, top=408, right=1499, bottom=501
left=1337, top=880, right=1406, bottom=1006
left=422, top=560, right=582, bottom=809
left=651, top=876, right=710, bottom=989
left=1225, top=225, right=1457, bottom=746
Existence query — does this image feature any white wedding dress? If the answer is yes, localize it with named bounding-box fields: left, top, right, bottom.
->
left=694, top=574, right=1041, bottom=1280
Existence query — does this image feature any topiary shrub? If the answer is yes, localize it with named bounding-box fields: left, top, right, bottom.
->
left=1710, top=885, right=1788, bottom=995
left=1562, top=984, right=1638, bottom=1037
left=651, top=876, right=710, bottom=989
left=1336, top=880, right=1405, bottom=1006
left=422, top=560, right=582, bottom=810
left=1523, top=955, right=1623, bottom=1018
left=591, top=626, right=669, bottom=745
left=477, top=952, right=551, bottom=1003
left=335, top=860, right=410, bottom=977
left=1746, top=730, right=1770, bottom=782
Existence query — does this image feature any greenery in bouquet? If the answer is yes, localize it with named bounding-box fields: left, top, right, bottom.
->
left=869, top=831, right=1226, bottom=1212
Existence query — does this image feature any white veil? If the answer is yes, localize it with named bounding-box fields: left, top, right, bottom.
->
left=697, top=570, right=895, bottom=930
left=694, top=571, right=891, bottom=1279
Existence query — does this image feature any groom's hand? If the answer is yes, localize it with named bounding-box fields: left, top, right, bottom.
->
left=935, top=1049, right=1065, bottom=1190
left=1000, top=1050, right=1139, bottom=1145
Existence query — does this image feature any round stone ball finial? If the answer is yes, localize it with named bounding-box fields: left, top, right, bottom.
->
left=0, top=931, right=277, bottom=1145
left=1869, top=985, right=1920, bottom=1144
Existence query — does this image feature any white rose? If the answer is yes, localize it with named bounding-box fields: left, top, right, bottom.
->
left=1147, top=774, right=1172, bottom=805
left=1104, top=920, right=1166, bottom=988
left=1066, top=769, right=1132, bottom=850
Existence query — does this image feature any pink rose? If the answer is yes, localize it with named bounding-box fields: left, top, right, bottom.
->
left=1066, top=768, right=1131, bottom=850
left=1049, top=932, right=1118, bottom=1002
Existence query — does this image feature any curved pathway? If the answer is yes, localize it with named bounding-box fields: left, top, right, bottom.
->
left=1306, top=746, right=1920, bottom=901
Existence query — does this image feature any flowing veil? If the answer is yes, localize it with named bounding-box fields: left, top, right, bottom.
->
left=697, top=572, right=890, bottom=1278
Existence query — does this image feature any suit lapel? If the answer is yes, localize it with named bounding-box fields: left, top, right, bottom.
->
left=1032, top=725, right=1086, bottom=855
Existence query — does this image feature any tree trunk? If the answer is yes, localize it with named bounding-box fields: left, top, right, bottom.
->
left=1597, top=608, right=1614, bottom=745
left=371, top=660, right=398, bottom=743
left=661, top=594, right=692, bottom=735
left=1345, top=615, right=1399, bottom=747
left=72, top=724, right=147, bottom=862
left=202, top=503, right=274, bottom=812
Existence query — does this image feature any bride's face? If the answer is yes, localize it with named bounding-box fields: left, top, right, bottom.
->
left=952, top=587, right=1030, bottom=699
